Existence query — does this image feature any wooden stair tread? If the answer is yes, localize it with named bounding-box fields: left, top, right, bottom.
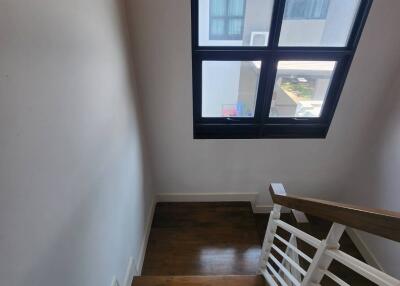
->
left=133, top=275, right=268, bottom=286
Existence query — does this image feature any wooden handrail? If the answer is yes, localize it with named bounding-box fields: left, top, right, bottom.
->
left=269, top=184, right=400, bottom=242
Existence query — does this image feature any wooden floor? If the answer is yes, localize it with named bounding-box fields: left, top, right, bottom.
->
left=133, top=275, right=267, bottom=286
left=141, top=202, right=374, bottom=285
left=142, top=202, right=260, bottom=275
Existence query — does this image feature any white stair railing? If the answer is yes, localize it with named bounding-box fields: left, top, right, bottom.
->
left=259, top=183, right=400, bottom=286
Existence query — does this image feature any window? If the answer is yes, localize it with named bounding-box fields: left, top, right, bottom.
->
left=209, top=0, right=246, bottom=40
left=269, top=61, right=336, bottom=118
left=284, top=0, right=330, bottom=20
left=198, top=0, right=274, bottom=46
left=202, top=61, right=261, bottom=117
left=192, top=0, right=372, bottom=139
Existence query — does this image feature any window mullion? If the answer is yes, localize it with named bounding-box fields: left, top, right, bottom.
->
left=269, top=0, right=286, bottom=48
left=225, top=0, right=229, bottom=38
left=259, top=57, right=278, bottom=126
left=253, top=55, right=271, bottom=126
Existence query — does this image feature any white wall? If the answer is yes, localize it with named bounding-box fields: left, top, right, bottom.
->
left=0, top=0, right=152, bottom=285
left=340, top=67, right=400, bottom=278
left=337, top=10, right=400, bottom=278
left=127, top=0, right=400, bottom=204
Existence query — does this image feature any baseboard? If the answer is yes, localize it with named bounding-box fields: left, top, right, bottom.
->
left=155, top=192, right=287, bottom=215
left=252, top=203, right=273, bottom=213
left=111, top=276, right=118, bottom=286
left=251, top=203, right=292, bottom=214
left=136, top=195, right=156, bottom=275
left=346, top=228, right=384, bottom=271
left=156, top=192, right=259, bottom=203
left=123, top=257, right=136, bottom=286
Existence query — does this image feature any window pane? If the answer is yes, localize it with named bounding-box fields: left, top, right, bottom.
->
left=199, top=0, right=274, bottom=46
left=228, top=0, right=245, bottom=16
left=211, top=0, right=227, bottom=16
left=202, top=61, right=261, bottom=117
left=279, top=0, right=361, bottom=47
left=228, top=19, right=243, bottom=36
left=210, top=19, right=225, bottom=36
left=269, top=61, right=336, bottom=118
left=284, top=0, right=329, bottom=19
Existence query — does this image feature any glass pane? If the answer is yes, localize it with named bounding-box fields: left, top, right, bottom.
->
left=284, top=0, right=329, bottom=19
left=228, top=19, right=243, bottom=36
left=269, top=61, right=336, bottom=118
left=202, top=61, right=262, bottom=117
left=279, top=0, right=361, bottom=47
left=228, top=0, right=245, bottom=16
left=210, top=19, right=225, bottom=36
left=199, top=0, right=274, bottom=46
left=211, top=0, right=227, bottom=16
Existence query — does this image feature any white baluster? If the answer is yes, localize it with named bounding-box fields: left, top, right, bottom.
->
left=301, top=223, right=346, bottom=285
left=259, top=203, right=282, bottom=272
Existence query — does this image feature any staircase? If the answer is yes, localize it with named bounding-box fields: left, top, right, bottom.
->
left=133, top=183, right=400, bottom=286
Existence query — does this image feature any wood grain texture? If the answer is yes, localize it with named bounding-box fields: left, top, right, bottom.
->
left=141, top=202, right=375, bottom=285
left=141, top=202, right=261, bottom=275
left=269, top=185, right=400, bottom=242
left=133, top=275, right=267, bottom=286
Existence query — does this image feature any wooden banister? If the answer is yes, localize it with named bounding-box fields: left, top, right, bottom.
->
left=269, top=184, right=400, bottom=242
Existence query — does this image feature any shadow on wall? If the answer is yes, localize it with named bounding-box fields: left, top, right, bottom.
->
left=0, top=0, right=152, bottom=285
left=342, top=69, right=400, bottom=279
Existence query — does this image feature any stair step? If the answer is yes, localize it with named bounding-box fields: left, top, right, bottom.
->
left=133, top=275, right=267, bottom=286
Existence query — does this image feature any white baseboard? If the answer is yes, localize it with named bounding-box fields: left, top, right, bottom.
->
left=156, top=192, right=283, bottom=215
left=346, top=228, right=384, bottom=271
left=136, top=195, right=156, bottom=275
left=252, top=203, right=273, bottom=213
left=251, top=203, right=292, bottom=214
left=111, top=276, right=119, bottom=286
left=123, top=257, right=136, bottom=286
left=156, top=192, right=259, bottom=203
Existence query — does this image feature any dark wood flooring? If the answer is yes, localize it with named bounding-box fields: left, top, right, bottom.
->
left=133, top=275, right=267, bottom=286
left=142, top=202, right=260, bottom=275
left=141, top=202, right=375, bottom=285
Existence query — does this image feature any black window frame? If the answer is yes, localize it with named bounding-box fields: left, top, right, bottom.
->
left=209, top=0, right=247, bottom=40
left=192, top=0, right=373, bottom=139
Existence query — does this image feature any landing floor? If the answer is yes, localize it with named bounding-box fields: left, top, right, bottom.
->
left=141, top=202, right=374, bottom=285
left=142, top=202, right=260, bottom=275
